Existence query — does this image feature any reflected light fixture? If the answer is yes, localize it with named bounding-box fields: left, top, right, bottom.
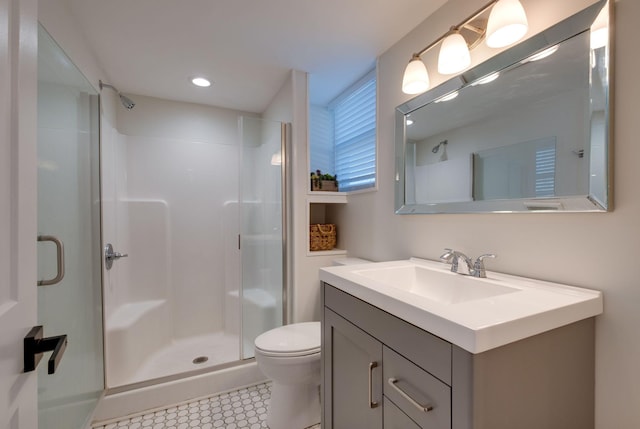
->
left=434, top=91, right=459, bottom=103
left=471, top=71, right=500, bottom=86
left=402, top=0, right=528, bottom=94
left=522, top=45, right=558, bottom=63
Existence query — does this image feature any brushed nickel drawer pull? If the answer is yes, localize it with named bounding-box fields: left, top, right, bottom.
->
left=368, top=361, right=379, bottom=408
left=388, top=377, right=434, bottom=412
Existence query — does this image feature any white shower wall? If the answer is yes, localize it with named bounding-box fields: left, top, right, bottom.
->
left=102, top=94, right=257, bottom=387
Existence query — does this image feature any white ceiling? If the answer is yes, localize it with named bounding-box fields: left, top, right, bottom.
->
left=63, top=0, right=448, bottom=113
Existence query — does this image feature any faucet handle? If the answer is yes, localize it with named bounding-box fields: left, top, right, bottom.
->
left=472, top=254, right=496, bottom=278
left=440, top=248, right=455, bottom=264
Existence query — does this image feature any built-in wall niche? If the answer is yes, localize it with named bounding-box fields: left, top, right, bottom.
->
left=308, top=200, right=347, bottom=256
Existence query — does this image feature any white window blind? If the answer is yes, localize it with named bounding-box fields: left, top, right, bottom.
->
left=332, top=73, right=376, bottom=192
left=309, top=105, right=334, bottom=175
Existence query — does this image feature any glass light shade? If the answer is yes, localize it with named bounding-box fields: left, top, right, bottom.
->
left=486, top=0, right=529, bottom=48
left=402, top=57, right=430, bottom=94
left=438, top=32, right=471, bottom=75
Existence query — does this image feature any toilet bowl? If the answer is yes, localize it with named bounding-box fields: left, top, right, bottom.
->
left=254, top=322, right=321, bottom=429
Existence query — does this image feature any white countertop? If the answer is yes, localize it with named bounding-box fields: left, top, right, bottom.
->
left=320, top=258, right=603, bottom=353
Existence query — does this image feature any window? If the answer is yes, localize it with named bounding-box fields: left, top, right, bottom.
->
left=310, top=70, right=376, bottom=192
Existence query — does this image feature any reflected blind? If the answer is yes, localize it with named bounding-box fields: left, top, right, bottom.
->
left=535, top=146, right=556, bottom=197
left=333, top=74, right=376, bottom=192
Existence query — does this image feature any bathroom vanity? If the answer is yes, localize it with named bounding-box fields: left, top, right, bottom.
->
left=319, top=259, right=602, bottom=429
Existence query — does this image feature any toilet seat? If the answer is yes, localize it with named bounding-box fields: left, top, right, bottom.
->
left=254, top=322, right=320, bottom=357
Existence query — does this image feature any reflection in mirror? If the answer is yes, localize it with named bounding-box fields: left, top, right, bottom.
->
left=395, top=0, right=611, bottom=214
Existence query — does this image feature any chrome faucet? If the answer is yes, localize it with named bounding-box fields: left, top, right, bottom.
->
left=472, top=254, right=497, bottom=278
left=440, top=248, right=496, bottom=278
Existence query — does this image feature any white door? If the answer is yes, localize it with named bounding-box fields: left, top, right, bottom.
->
left=0, top=0, right=40, bottom=427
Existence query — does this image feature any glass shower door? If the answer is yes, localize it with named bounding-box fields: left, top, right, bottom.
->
left=239, top=117, right=287, bottom=359
left=36, top=25, right=104, bottom=428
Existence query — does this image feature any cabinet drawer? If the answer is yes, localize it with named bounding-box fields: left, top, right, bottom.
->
left=383, top=346, right=451, bottom=429
left=383, top=397, right=421, bottom=429
left=324, top=284, right=452, bottom=384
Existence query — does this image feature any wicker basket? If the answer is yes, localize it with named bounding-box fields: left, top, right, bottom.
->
left=309, top=224, right=337, bottom=251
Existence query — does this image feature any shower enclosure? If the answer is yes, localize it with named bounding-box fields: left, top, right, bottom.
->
left=101, top=98, right=288, bottom=388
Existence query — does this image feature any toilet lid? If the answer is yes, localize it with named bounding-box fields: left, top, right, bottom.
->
left=254, top=322, right=320, bottom=356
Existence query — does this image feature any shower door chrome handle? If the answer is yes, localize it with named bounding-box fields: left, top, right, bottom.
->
left=104, top=243, right=128, bottom=270
left=37, top=235, right=65, bottom=286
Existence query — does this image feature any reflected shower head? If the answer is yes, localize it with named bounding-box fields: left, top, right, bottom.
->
left=99, top=80, right=136, bottom=110
left=432, top=139, right=448, bottom=153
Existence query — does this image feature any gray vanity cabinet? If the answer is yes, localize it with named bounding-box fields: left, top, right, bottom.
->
left=323, top=309, right=383, bottom=429
left=321, top=282, right=596, bottom=429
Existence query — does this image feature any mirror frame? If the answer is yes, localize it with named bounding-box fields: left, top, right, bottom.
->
left=395, top=0, right=612, bottom=214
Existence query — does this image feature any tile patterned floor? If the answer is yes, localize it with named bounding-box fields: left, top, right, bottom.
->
left=92, top=382, right=321, bottom=429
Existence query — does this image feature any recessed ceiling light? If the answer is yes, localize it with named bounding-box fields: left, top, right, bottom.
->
left=191, top=77, right=212, bottom=87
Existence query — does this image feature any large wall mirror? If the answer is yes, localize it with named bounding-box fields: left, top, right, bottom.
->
left=395, top=0, right=611, bottom=214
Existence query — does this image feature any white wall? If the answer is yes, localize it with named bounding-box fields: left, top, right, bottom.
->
left=336, top=0, right=640, bottom=427
left=113, top=94, right=252, bottom=339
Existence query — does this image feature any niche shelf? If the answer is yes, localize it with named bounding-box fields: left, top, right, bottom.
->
left=307, top=198, right=347, bottom=257
left=307, top=191, right=348, bottom=204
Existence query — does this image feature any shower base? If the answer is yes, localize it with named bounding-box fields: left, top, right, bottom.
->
left=126, top=331, right=240, bottom=385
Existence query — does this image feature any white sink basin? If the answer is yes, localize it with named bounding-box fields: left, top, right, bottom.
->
left=320, top=258, right=602, bottom=353
left=353, top=264, right=519, bottom=305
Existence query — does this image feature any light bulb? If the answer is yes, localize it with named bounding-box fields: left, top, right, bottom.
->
left=438, top=32, right=471, bottom=75
left=486, top=0, right=529, bottom=48
left=402, top=57, right=430, bottom=94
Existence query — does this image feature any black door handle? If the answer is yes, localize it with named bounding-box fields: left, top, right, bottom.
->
left=23, top=326, right=68, bottom=374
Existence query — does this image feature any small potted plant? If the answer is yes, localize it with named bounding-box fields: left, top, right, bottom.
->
left=310, top=170, right=338, bottom=192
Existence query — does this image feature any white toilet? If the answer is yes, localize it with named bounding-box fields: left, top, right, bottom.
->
left=254, top=321, right=321, bottom=429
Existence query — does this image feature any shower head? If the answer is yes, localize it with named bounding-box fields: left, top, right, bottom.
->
left=99, top=80, right=136, bottom=110
left=119, top=94, right=136, bottom=110
left=432, top=139, right=448, bottom=153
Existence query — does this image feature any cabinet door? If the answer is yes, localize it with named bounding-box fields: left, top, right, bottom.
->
left=323, top=308, right=383, bottom=429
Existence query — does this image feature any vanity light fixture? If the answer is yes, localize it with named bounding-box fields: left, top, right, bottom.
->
left=191, top=77, right=212, bottom=87
left=401, top=0, right=529, bottom=94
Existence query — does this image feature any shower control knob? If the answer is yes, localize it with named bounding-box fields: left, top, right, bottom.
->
left=104, top=243, right=128, bottom=270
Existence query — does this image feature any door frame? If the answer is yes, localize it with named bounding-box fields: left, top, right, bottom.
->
left=0, top=0, right=39, bottom=427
